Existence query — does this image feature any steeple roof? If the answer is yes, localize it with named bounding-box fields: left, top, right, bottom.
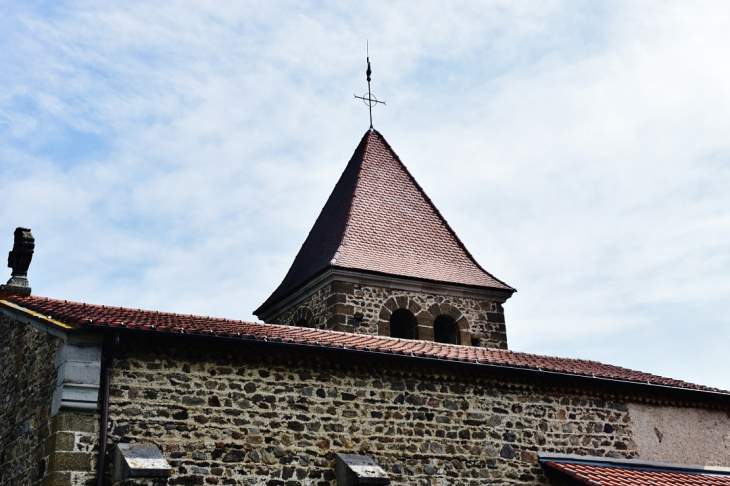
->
left=256, top=130, right=514, bottom=315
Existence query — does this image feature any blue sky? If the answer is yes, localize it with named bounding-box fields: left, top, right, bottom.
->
left=2, top=1, right=730, bottom=390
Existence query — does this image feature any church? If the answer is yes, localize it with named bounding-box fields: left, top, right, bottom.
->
left=2, top=127, right=730, bottom=486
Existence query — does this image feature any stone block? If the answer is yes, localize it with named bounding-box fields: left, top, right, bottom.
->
left=41, top=472, right=72, bottom=486
left=417, top=325, right=434, bottom=342
left=331, top=304, right=355, bottom=316
left=56, top=361, right=101, bottom=387
left=52, top=383, right=99, bottom=416
left=459, top=330, right=472, bottom=346
left=377, top=320, right=390, bottom=336
left=326, top=314, right=347, bottom=328
left=330, top=282, right=354, bottom=294
left=408, top=301, right=421, bottom=314
left=45, top=432, right=76, bottom=455
left=384, top=299, right=399, bottom=312
left=416, top=312, right=433, bottom=327
left=54, top=342, right=102, bottom=368
left=47, top=451, right=93, bottom=472
left=51, top=413, right=97, bottom=434
left=325, top=294, right=347, bottom=307
left=486, top=312, right=505, bottom=323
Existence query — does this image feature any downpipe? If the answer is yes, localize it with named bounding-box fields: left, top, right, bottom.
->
left=96, top=332, right=119, bottom=486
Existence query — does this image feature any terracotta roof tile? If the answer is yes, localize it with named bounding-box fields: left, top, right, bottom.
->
left=3, top=295, right=725, bottom=395
left=255, top=130, right=513, bottom=315
left=544, top=459, right=730, bottom=486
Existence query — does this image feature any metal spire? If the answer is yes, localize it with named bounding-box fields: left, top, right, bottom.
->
left=354, top=40, right=385, bottom=129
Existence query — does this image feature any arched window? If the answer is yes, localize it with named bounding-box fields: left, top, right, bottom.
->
left=290, top=307, right=314, bottom=328
left=434, top=315, right=460, bottom=344
left=390, top=309, right=417, bottom=339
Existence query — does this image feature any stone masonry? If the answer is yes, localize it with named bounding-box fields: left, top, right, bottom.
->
left=0, top=314, right=99, bottom=486
left=104, top=335, right=648, bottom=486
left=272, top=282, right=508, bottom=350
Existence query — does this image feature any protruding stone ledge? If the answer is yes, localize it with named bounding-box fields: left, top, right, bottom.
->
left=335, top=453, right=390, bottom=486
left=51, top=337, right=103, bottom=416
left=52, top=383, right=100, bottom=415
left=113, top=443, right=173, bottom=483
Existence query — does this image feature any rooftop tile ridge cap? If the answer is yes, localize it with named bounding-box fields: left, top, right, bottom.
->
left=330, top=129, right=373, bottom=266
left=369, top=130, right=515, bottom=292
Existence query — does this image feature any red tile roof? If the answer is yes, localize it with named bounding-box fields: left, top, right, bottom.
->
left=3, top=295, right=724, bottom=394
left=255, top=130, right=514, bottom=315
left=544, top=458, right=730, bottom=486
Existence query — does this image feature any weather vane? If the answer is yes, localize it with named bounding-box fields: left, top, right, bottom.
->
left=354, top=40, right=385, bottom=130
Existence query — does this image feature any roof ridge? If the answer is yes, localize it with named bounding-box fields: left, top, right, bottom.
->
left=330, top=130, right=373, bottom=266
left=369, top=130, right=515, bottom=291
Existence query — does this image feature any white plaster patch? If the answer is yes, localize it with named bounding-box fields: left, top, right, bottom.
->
left=629, top=402, right=730, bottom=467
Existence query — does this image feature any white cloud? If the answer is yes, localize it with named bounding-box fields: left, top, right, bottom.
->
left=1, top=0, right=729, bottom=390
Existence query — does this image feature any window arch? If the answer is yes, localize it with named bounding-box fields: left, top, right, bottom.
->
left=434, top=315, right=460, bottom=345
left=289, top=307, right=314, bottom=328
left=390, top=309, right=417, bottom=339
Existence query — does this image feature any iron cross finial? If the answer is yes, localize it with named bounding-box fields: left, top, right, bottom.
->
left=354, top=40, right=385, bottom=129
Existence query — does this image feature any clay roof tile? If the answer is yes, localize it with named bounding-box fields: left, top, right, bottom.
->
left=2, top=295, right=725, bottom=395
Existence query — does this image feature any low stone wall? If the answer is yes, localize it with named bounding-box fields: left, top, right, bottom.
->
left=106, top=336, right=646, bottom=486
left=275, top=282, right=508, bottom=349
left=0, top=314, right=63, bottom=486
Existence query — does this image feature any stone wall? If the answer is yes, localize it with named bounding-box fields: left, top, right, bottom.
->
left=104, top=335, right=657, bottom=486
left=44, top=413, right=99, bottom=486
left=0, top=314, right=63, bottom=486
left=274, top=282, right=508, bottom=350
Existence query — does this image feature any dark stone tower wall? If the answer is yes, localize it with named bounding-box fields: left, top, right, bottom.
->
left=271, top=281, right=508, bottom=350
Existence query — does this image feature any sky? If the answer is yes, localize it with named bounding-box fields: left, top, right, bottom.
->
left=1, top=1, right=729, bottom=391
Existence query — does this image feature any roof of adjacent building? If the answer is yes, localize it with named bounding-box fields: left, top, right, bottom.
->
left=3, top=295, right=724, bottom=395
left=255, top=130, right=514, bottom=315
left=542, top=455, right=730, bottom=486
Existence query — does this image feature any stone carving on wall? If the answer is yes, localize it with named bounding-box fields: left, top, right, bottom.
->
left=4, top=227, right=34, bottom=293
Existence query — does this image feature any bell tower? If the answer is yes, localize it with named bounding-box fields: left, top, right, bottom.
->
left=254, top=130, right=515, bottom=349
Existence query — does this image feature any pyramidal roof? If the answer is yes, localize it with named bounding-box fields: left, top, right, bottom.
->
left=256, top=130, right=514, bottom=314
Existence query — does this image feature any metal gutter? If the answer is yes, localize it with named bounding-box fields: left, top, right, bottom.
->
left=96, top=332, right=119, bottom=486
